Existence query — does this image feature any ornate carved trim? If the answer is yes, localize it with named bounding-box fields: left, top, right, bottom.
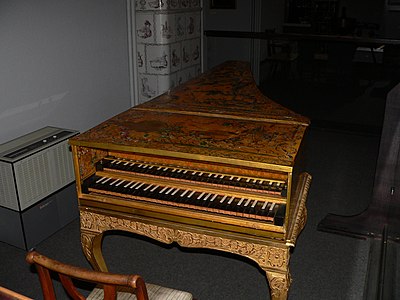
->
left=287, top=173, right=311, bottom=246
left=266, top=271, right=291, bottom=300
left=80, top=230, right=96, bottom=263
left=75, top=146, right=107, bottom=179
left=80, top=210, right=290, bottom=272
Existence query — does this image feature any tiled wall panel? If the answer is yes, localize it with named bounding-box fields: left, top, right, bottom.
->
left=136, top=0, right=202, bottom=103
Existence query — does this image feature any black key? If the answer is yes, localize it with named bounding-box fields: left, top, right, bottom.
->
left=274, top=204, right=286, bottom=226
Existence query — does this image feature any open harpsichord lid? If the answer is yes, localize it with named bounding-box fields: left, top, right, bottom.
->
left=70, top=61, right=310, bottom=171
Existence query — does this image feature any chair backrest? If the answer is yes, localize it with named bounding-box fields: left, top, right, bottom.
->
left=26, top=250, right=149, bottom=300
left=0, top=286, right=32, bottom=300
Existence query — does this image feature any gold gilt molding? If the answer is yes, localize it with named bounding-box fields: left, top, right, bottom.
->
left=266, top=271, right=291, bottom=300
left=80, top=231, right=96, bottom=263
left=286, top=173, right=311, bottom=246
left=80, top=210, right=289, bottom=272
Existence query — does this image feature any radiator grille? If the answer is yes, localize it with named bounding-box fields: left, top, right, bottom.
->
left=0, top=127, right=78, bottom=211
left=0, top=162, right=18, bottom=210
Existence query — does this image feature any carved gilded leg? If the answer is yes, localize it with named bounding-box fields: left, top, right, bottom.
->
left=265, top=270, right=291, bottom=300
left=80, top=230, right=108, bottom=272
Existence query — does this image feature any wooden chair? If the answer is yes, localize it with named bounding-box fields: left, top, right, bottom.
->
left=26, top=250, right=193, bottom=300
left=0, top=286, right=33, bottom=300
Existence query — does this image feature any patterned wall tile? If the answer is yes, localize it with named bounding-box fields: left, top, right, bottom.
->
left=175, top=13, right=186, bottom=41
left=136, top=44, right=146, bottom=73
left=170, top=42, right=182, bottom=73
left=146, top=44, right=171, bottom=75
left=136, top=13, right=155, bottom=43
left=157, top=73, right=177, bottom=94
left=181, top=40, right=192, bottom=69
left=138, top=74, right=158, bottom=102
left=135, top=3, right=201, bottom=103
left=154, top=13, right=175, bottom=44
left=191, top=38, right=201, bottom=65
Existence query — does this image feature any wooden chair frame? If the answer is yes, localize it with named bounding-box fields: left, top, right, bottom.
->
left=26, top=250, right=149, bottom=300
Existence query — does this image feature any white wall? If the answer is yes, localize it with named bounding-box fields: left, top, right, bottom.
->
left=0, top=0, right=131, bottom=144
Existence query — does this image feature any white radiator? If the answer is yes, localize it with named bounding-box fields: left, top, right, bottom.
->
left=0, top=126, right=79, bottom=211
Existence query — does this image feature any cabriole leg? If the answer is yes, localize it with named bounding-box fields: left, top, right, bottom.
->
left=266, top=270, right=291, bottom=300
left=80, top=230, right=108, bottom=272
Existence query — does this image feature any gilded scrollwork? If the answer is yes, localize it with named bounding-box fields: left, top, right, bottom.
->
left=80, top=210, right=289, bottom=272
left=75, top=146, right=107, bottom=179
left=175, top=230, right=288, bottom=271
left=80, top=211, right=175, bottom=244
left=266, top=271, right=291, bottom=300
left=266, top=247, right=288, bottom=268
left=80, top=230, right=96, bottom=263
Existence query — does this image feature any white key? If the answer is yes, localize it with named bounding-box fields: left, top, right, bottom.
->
left=96, top=177, right=107, bottom=184
left=180, top=190, right=189, bottom=197
left=261, top=202, right=269, bottom=210
left=269, top=203, right=276, bottom=211
left=110, top=179, right=120, bottom=185
left=135, top=182, right=145, bottom=190
left=244, top=199, right=252, bottom=207
left=130, top=182, right=140, bottom=189
left=220, top=195, right=227, bottom=203
left=159, top=186, right=169, bottom=193
left=188, top=191, right=196, bottom=198
left=150, top=185, right=159, bottom=192
left=143, top=184, right=153, bottom=191
left=165, top=187, right=174, bottom=194
left=237, top=198, right=244, bottom=206
left=251, top=200, right=258, bottom=208
left=171, top=188, right=180, bottom=195
left=197, top=192, right=205, bottom=199
left=228, top=196, right=235, bottom=205
left=210, top=194, right=218, bottom=202
left=124, top=181, right=133, bottom=188
left=115, top=180, right=125, bottom=186
left=204, top=193, right=211, bottom=201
